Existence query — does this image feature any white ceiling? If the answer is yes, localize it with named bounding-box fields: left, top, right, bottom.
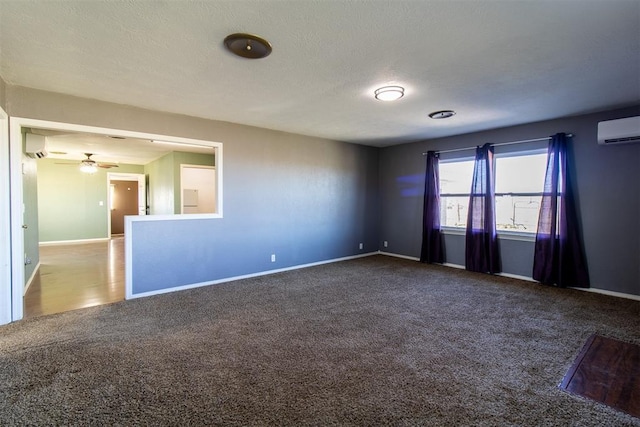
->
left=1, top=0, right=639, bottom=150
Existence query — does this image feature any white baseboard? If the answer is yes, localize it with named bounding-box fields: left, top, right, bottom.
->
left=381, top=252, right=640, bottom=302
left=39, top=238, right=110, bottom=246
left=570, top=286, right=640, bottom=302
left=23, top=261, right=41, bottom=295
left=128, top=251, right=380, bottom=300
left=378, top=251, right=419, bottom=261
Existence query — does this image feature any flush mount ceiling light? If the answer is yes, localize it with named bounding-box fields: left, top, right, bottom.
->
left=374, top=86, right=405, bottom=101
left=224, top=33, right=272, bottom=59
left=429, top=110, right=456, bottom=119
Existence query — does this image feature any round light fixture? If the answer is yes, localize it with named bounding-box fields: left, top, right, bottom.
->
left=224, top=33, right=272, bottom=59
left=429, top=110, right=456, bottom=119
left=374, top=86, right=405, bottom=102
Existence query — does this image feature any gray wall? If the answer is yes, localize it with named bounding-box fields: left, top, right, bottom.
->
left=0, top=77, right=6, bottom=111
left=131, top=138, right=379, bottom=294
left=7, top=86, right=380, bottom=294
left=380, top=106, right=640, bottom=296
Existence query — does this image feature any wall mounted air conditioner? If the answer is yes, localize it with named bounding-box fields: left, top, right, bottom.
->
left=25, top=133, right=49, bottom=158
left=597, top=116, right=640, bottom=145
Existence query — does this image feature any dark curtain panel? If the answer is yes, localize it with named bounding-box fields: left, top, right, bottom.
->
left=465, top=143, right=501, bottom=273
left=533, top=133, right=589, bottom=288
left=420, top=151, right=444, bottom=263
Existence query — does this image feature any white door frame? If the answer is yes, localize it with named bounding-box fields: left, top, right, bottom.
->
left=8, top=117, right=223, bottom=322
left=0, top=106, right=10, bottom=325
left=107, top=172, right=147, bottom=237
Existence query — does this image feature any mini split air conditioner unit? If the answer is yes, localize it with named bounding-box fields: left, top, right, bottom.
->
left=25, top=133, right=49, bottom=158
left=597, top=116, right=640, bottom=145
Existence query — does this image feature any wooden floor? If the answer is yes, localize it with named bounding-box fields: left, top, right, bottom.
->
left=560, top=334, right=640, bottom=418
left=23, top=238, right=125, bottom=318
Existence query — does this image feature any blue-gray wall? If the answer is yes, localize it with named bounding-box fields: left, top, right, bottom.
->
left=380, top=106, right=640, bottom=296
left=131, top=136, right=379, bottom=294
left=0, top=77, right=6, bottom=111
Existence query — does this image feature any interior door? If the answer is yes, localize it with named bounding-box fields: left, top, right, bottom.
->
left=107, top=173, right=146, bottom=237
left=110, top=180, right=139, bottom=235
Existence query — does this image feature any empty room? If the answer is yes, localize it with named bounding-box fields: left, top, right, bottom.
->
left=0, top=1, right=639, bottom=425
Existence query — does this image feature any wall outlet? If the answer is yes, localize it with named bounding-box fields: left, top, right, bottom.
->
left=271, top=254, right=276, bottom=262
left=383, top=241, right=388, bottom=247
left=359, top=243, right=363, bottom=250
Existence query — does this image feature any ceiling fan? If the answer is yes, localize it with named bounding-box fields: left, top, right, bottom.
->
left=56, top=153, right=119, bottom=174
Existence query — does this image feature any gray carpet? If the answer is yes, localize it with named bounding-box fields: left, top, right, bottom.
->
left=1, top=255, right=639, bottom=426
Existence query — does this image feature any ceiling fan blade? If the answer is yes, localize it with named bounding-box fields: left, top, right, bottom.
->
left=97, top=163, right=119, bottom=169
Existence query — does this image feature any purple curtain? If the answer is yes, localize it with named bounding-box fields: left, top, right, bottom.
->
left=465, top=143, right=500, bottom=273
left=420, top=151, right=444, bottom=263
left=533, top=133, right=589, bottom=288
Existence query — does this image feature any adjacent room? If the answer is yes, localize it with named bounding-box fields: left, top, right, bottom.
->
left=0, top=1, right=638, bottom=425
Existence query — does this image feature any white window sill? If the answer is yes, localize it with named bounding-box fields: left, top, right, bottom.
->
left=441, top=227, right=536, bottom=242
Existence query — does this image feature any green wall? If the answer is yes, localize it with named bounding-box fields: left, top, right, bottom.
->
left=145, top=151, right=214, bottom=214
left=37, top=158, right=144, bottom=242
left=145, top=152, right=175, bottom=215
left=22, top=154, right=39, bottom=283
left=172, top=151, right=215, bottom=213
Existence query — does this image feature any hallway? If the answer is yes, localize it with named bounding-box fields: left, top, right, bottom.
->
left=23, top=238, right=125, bottom=318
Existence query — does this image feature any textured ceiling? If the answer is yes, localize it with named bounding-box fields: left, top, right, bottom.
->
left=1, top=0, right=639, bottom=148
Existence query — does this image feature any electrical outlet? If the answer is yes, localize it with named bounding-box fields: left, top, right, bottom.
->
left=271, top=254, right=276, bottom=262
left=359, top=243, right=363, bottom=250
left=383, top=241, right=388, bottom=247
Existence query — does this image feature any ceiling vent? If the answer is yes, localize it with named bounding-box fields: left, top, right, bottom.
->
left=25, top=133, right=49, bottom=158
left=597, top=116, right=640, bottom=145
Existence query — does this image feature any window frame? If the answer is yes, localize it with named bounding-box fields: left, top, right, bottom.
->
left=438, top=148, right=547, bottom=242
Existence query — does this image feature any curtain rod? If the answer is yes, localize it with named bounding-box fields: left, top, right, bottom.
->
left=421, top=134, right=574, bottom=156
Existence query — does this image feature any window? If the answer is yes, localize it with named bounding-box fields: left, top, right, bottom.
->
left=440, top=160, right=474, bottom=228
left=439, top=151, right=547, bottom=234
left=494, top=153, right=547, bottom=232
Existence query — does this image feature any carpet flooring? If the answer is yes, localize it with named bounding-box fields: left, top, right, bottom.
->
left=1, top=255, right=639, bottom=426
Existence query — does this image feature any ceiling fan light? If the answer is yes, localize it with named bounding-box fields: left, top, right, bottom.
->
left=80, top=163, right=97, bottom=174
left=374, top=86, right=404, bottom=101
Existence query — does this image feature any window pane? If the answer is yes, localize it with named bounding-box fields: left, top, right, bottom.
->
left=439, top=160, right=474, bottom=228
left=495, top=153, right=547, bottom=193
left=441, top=196, right=469, bottom=228
left=495, top=195, right=542, bottom=232
left=439, top=160, right=474, bottom=194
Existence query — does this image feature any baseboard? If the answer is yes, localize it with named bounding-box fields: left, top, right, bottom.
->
left=23, top=262, right=41, bottom=295
left=378, top=251, right=420, bottom=261
left=40, top=238, right=110, bottom=246
left=381, top=252, right=640, bottom=302
left=128, top=251, right=380, bottom=300
left=570, top=287, right=640, bottom=302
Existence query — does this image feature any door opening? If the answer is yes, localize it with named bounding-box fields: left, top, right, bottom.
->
left=107, top=173, right=146, bottom=237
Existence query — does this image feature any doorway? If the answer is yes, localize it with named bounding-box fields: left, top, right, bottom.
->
left=108, top=173, right=146, bottom=236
